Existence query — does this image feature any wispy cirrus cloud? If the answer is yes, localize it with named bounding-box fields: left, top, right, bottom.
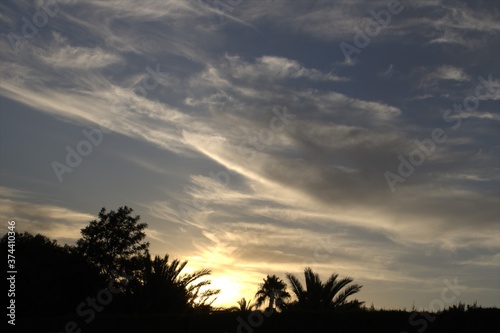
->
left=1, top=0, right=499, bottom=310
left=39, top=33, right=122, bottom=69
left=224, top=55, right=348, bottom=82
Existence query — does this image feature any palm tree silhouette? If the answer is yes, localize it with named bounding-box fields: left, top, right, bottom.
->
left=229, top=297, right=256, bottom=312
left=143, top=254, right=219, bottom=312
left=255, top=275, right=291, bottom=312
left=285, top=267, right=362, bottom=311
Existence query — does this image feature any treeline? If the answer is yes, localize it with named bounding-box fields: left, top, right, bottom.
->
left=3, top=206, right=499, bottom=332
left=2, top=206, right=364, bottom=318
left=2, top=207, right=221, bottom=320
left=20, top=309, right=500, bottom=333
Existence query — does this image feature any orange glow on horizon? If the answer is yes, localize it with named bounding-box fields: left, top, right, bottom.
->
left=207, top=275, right=246, bottom=308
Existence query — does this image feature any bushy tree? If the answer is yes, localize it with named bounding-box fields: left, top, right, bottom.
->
left=76, top=206, right=149, bottom=281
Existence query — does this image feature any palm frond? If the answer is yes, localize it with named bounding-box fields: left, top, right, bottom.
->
left=332, top=283, right=362, bottom=308
left=285, top=272, right=304, bottom=301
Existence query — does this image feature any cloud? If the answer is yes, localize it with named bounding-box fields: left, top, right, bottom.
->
left=459, top=253, right=500, bottom=268
left=177, top=123, right=498, bottom=258
left=415, top=65, right=472, bottom=92
left=0, top=194, right=94, bottom=243
left=308, top=90, right=401, bottom=120
left=1, top=0, right=499, bottom=309
left=430, top=65, right=470, bottom=82
left=225, top=55, right=348, bottom=82
left=458, top=111, right=500, bottom=122
left=40, top=38, right=122, bottom=69
left=238, top=0, right=380, bottom=41
left=411, top=94, right=434, bottom=100
left=428, top=2, right=500, bottom=45
left=0, top=186, right=31, bottom=199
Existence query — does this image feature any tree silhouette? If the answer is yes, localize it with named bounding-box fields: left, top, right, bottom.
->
left=76, top=206, right=149, bottom=281
left=142, top=254, right=219, bottom=313
left=229, top=298, right=255, bottom=312
left=255, top=274, right=291, bottom=312
left=285, top=267, right=362, bottom=311
left=1, top=232, right=103, bottom=317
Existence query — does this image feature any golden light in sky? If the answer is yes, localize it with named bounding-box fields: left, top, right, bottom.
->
left=1, top=0, right=499, bottom=314
left=208, top=275, right=244, bottom=308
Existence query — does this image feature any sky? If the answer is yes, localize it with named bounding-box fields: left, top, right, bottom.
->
left=0, top=0, right=499, bottom=310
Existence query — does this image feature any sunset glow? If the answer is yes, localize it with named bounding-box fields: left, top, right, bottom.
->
left=1, top=0, right=499, bottom=314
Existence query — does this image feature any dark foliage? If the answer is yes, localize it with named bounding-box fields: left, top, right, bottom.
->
left=7, top=206, right=499, bottom=333
left=20, top=308, right=500, bottom=333
left=1, top=232, right=104, bottom=318
left=76, top=206, right=149, bottom=281
left=285, top=267, right=363, bottom=311
left=255, top=275, right=290, bottom=312
left=140, top=254, right=219, bottom=314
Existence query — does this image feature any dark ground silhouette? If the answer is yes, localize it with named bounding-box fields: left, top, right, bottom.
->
left=3, top=206, right=498, bottom=333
